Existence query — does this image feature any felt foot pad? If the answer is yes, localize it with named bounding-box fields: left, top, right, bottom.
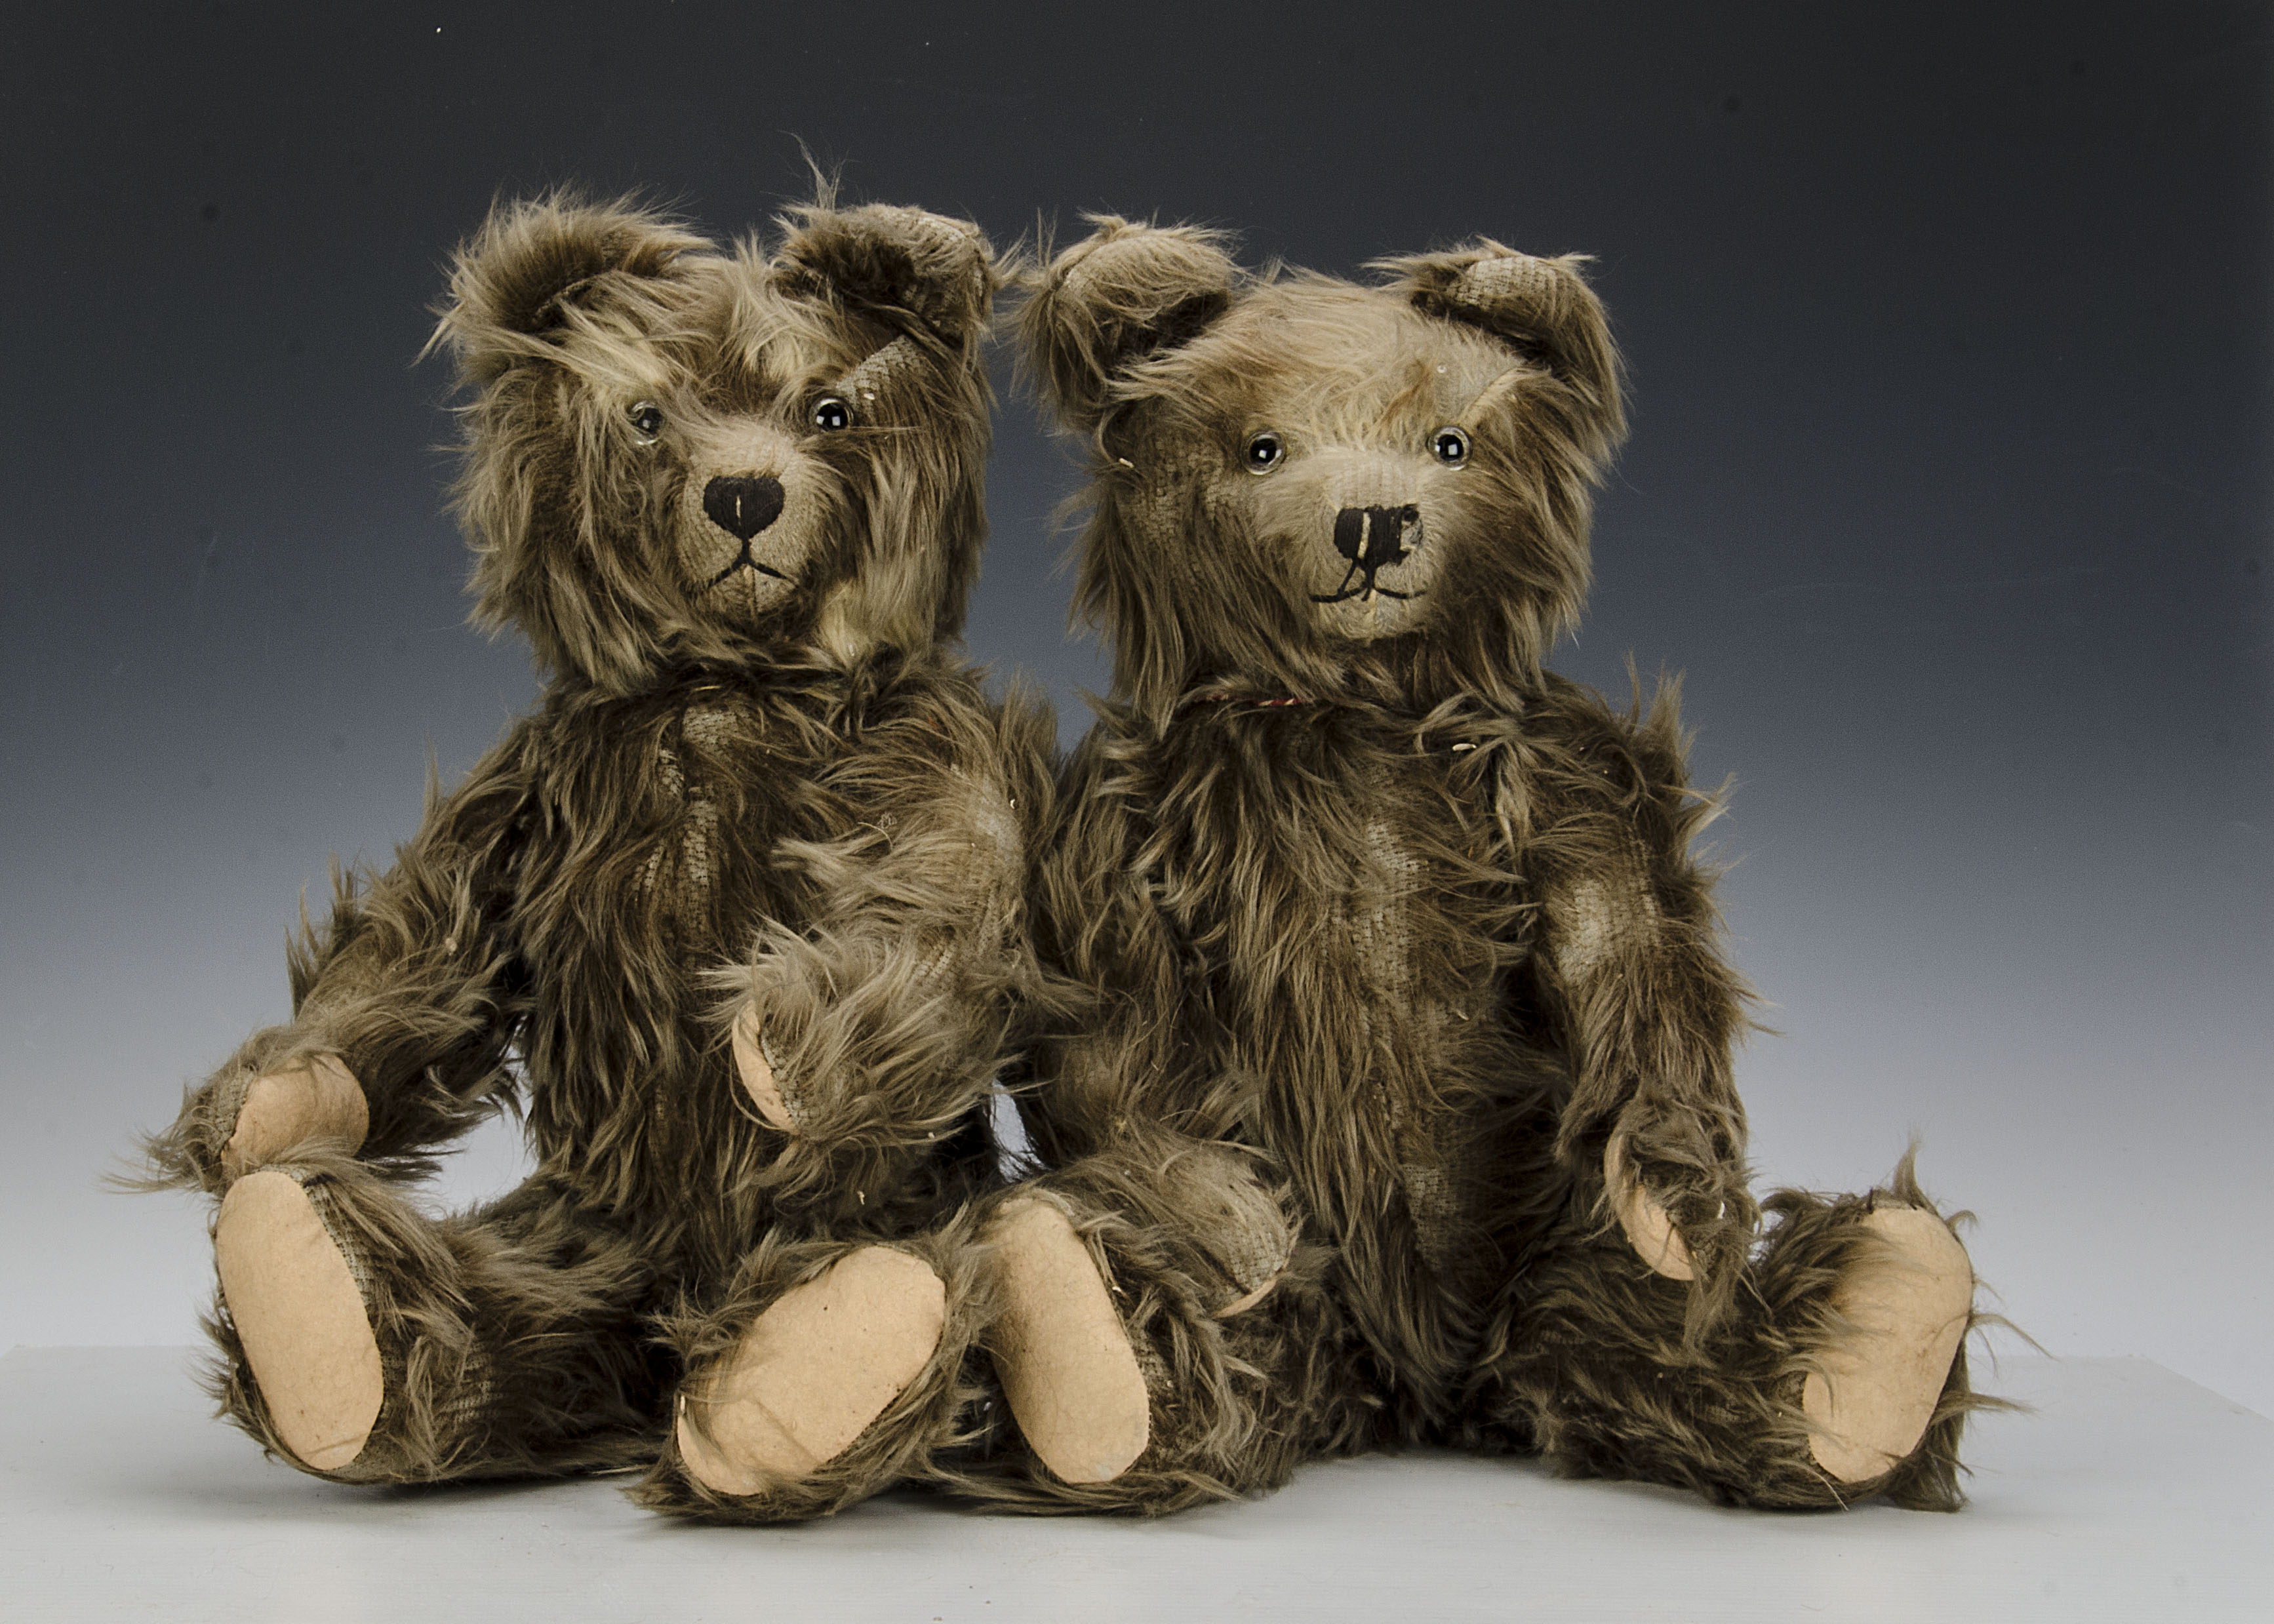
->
left=213, top=1170, right=382, bottom=1471
left=986, top=1198, right=1149, bottom=1485
left=1803, top=1206, right=1974, bottom=1483
left=677, top=1247, right=945, bottom=1497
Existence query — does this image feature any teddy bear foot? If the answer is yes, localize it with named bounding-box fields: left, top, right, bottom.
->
left=675, top=1246, right=946, bottom=1497
left=1803, top=1205, right=1974, bottom=1483
left=213, top=1169, right=383, bottom=1471
left=985, top=1197, right=1149, bottom=1485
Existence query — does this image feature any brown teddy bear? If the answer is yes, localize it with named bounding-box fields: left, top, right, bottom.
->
left=963, top=218, right=1982, bottom=1513
left=142, top=193, right=1063, bottom=1522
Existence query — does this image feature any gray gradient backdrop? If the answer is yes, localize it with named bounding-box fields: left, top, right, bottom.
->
left=5, top=3, right=2268, bottom=1417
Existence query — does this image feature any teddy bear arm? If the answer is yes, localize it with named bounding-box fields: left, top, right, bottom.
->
left=1531, top=829, right=1757, bottom=1313
left=719, top=699, right=1048, bottom=1198
left=1510, top=692, right=1759, bottom=1303
left=144, top=739, right=536, bottom=1193
left=1539, top=844, right=1749, bottom=1141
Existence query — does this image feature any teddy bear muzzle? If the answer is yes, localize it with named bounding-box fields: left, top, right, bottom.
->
left=700, top=475, right=791, bottom=583
left=679, top=443, right=825, bottom=623
left=1302, top=496, right=1437, bottom=642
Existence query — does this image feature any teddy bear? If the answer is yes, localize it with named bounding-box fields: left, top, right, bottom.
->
left=956, top=218, right=1982, bottom=1514
left=141, top=192, right=1067, bottom=1522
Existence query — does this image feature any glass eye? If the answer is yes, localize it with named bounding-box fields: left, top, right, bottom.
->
left=811, top=396, right=852, bottom=432
left=1244, top=431, right=1285, bottom=473
left=1432, top=426, right=1470, bottom=465
left=628, top=401, right=664, bottom=441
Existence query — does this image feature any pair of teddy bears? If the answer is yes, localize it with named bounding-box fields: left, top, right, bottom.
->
left=146, top=194, right=1979, bottom=1522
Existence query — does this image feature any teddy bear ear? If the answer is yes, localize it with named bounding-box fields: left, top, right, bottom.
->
left=1018, top=217, right=1243, bottom=431
left=770, top=203, right=998, bottom=349
left=433, top=194, right=712, bottom=378
left=1380, top=244, right=1624, bottom=446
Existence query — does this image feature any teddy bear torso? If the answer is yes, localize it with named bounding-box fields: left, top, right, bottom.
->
left=498, top=663, right=1000, bottom=1276
left=1128, top=700, right=1562, bottom=1391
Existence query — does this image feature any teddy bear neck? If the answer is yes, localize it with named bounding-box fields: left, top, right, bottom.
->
left=546, top=643, right=933, bottom=713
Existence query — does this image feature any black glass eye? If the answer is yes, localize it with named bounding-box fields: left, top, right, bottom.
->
left=1244, top=431, right=1285, bottom=473
left=628, top=401, right=664, bottom=440
left=811, top=396, right=852, bottom=432
left=1432, top=426, right=1470, bottom=465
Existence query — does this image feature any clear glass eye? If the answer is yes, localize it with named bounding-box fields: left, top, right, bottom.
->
left=1432, top=426, right=1470, bottom=465
left=811, top=396, right=852, bottom=432
left=1244, top=431, right=1285, bottom=473
left=628, top=401, right=664, bottom=441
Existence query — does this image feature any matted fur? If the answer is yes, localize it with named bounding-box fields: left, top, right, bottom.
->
left=997, top=220, right=1985, bottom=1513
left=142, top=193, right=1050, bottom=1520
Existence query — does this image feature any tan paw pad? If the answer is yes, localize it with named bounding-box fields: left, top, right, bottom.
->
left=986, top=1198, right=1149, bottom=1484
left=1803, top=1206, right=1974, bottom=1483
left=730, top=1004, right=795, bottom=1132
left=214, top=1170, right=382, bottom=1471
left=223, top=1055, right=369, bottom=1181
left=1604, top=1136, right=1696, bottom=1282
left=676, top=1246, right=946, bottom=1497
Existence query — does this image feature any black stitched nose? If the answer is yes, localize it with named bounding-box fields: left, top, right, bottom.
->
left=1332, top=504, right=1420, bottom=572
left=703, top=475, right=786, bottom=541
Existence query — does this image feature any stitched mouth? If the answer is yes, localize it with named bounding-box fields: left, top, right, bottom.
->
left=704, top=545, right=793, bottom=591
left=1311, top=573, right=1419, bottom=604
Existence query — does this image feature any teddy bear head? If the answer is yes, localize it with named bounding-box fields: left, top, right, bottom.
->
left=431, top=193, right=997, bottom=693
left=1020, top=218, right=1625, bottom=713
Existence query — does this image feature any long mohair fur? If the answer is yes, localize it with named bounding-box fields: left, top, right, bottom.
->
left=999, top=218, right=1982, bottom=1512
left=142, top=191, right=1048, bottom=1518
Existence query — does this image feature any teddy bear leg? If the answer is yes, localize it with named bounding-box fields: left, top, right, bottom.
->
left=643, top=1221, right=987, bottom=1523
left=1483, top=1159, right=1979, bottom=1511
left=212, top=1157, right=664, bottom=1481
left=942, top=1154, right=1325, bottom=1515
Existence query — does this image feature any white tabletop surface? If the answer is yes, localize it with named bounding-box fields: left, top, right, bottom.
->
left=2, top=1346, right=2265, bottom=1623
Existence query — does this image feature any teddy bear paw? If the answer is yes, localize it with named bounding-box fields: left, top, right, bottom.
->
left=220, top=1054, right=368, bottom=1182
left=1603, top=1135, right=1697, bottom=1281
left=730, top=1003, right=801, bottom=1133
